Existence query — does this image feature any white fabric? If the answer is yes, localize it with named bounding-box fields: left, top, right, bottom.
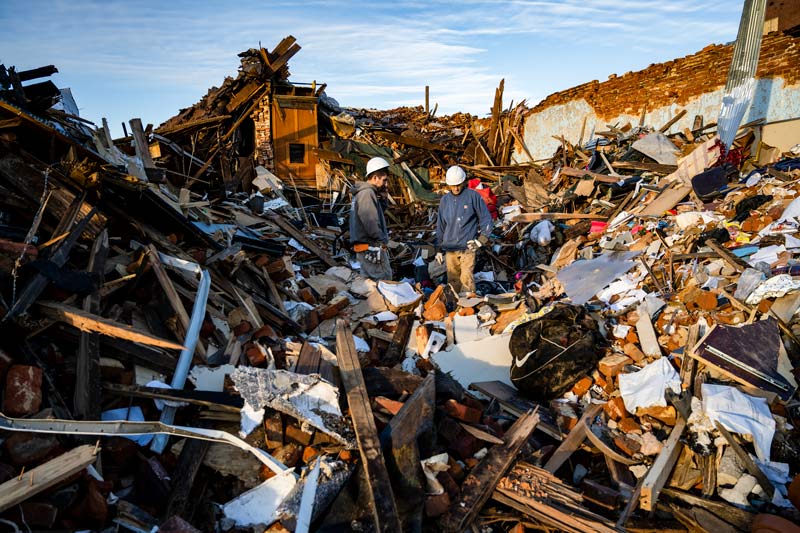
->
left=618, top=357, right=681, bottom=414
left=702, top=383, right=775, bottom=462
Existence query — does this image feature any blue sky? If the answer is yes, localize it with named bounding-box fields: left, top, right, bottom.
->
left=1, top=1, right=743, bottom=137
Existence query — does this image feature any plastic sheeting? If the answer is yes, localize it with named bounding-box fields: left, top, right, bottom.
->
left=557, top=251, right=641, bottom=306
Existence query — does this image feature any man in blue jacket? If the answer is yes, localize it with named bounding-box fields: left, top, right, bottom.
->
left=350, top=157, right=392, bottom=280
left=435, top=165, right=493, bottom=295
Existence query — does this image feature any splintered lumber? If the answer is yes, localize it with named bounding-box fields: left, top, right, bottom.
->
left=440, top=408, right=539, bottom=532
left=74, top=229, right=108, bottom=421
left=267, top=212, right=339, bottom=268
left=660, top=488, right=756, bottom=531
left=335, top=319, right=402, bottom=532
left=373, top=130, right=457, bottom=153
left=383, top=313, right=413, bottom=366
left=705, top=239, right=749, bottom=273
left=147, top=244, right=205, bottom=359
left=469, top=380, right=561, bottom=440
left=544, top=403, right=603, bottom=473
left=4, top=203, right=98, bottom=321
left=639, top=417, right=687, bottom=511
left=380, top=372, right=435, bottom=532
left=38, top=301, right=186, bottom=351
left=494, top=463, right=618, bottom=533
left=714, top=421, right=775, bottom=500
left=0, top=445, right=98, bottom=512
left=558, top=166, right=622, bottom=183
left=165, top=432, right=211, bottom=519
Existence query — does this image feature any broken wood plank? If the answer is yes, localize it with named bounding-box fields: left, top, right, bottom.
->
left=558, top=166, right=622, bottom=183
left=383, top=313, right=413, bottom=366
left=544, top=403, right=603, bottom=473
left=440, top=408, right=539, bottom=531
left=639, top=417, right=687, bottom=511
left=4, top=204, right=98, bottom=321
left=38, top=301, right=185, bottom=351
left=74, top=229, right=108, bottom=421
left=380, top=372, right=435, bottom=532
left=468, top=380, right=561, bottom=440
left=129, top=118, right=155, bottom=169
left=374, top=130, right=457, bottom=153
left=335, top=319, right=402, bottom=532
left=147, top=244, right=206, bottom=359
left=705, top=239, right=749, bottom=273
left=267, top=212, right=339, bottom=268
left=164, top=429, right=211, bottom=520
left=0, top=445, right=98, bottom=512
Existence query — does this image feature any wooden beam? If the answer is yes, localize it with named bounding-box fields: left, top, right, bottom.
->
left=441, top=408, right=539, bottom=531
left=129, top=118, right=155, bottom=169
left=267, top=212, right=339, bottom=268
left=544, top=403, right=603, bottom=473
left=558, top=166, right=622, bottom=183
left=74, top=229, right=108, bottom=421
left=147, top=245, right=205, bottom=359
left=0, top=445, right=98, bottom=512
left=705, top=239, right=749, bottom=273
left=380, top=372, right=435, bottom=532
left=335, top=319, right=402, bottom=532
left=659, top=109, right=687, bottom=133
left=38, top=301, right=186, bottom=351
left=639, top=417, right=686, bottom=511
left=383, top=313, right=413, bottom=366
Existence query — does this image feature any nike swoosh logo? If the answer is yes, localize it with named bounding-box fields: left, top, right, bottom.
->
left=515, top=349, right=537, bottom=367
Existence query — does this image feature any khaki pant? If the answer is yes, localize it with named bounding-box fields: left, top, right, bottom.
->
left=357, top=250, right=392, bottom=281
left=445, top=250, right=476, bottom=295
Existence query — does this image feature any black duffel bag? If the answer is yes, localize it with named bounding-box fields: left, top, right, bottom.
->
left=509, top=304, right=600, bottom=402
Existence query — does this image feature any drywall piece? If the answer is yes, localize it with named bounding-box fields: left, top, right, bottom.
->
left=557, top=251, right=641, bottom=306
left=188, top=364, right=236, bottom=392
left=635, top=306, right=661, bottom=358
left=453, top=314, right=482, bottom=344
left=223, top=470, right=297, bottom=527
left=433, top=333, right=513, bottom=388
left=231, top=367, right=354, bottom=445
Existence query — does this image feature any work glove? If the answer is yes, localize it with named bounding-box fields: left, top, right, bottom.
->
left=364, top=246, right=382, bottom=264
left=435, top=252, right=444, bottom=264
left=466, top=239, right=482, bottom=251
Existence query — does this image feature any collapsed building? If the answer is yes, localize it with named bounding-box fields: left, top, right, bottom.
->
left=0, top=2, right=799, bottom=532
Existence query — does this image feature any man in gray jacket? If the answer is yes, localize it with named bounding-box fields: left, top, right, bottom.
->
left=349, top=157, right=393, bottom=280
left=436, top=165, right=492, bottom=295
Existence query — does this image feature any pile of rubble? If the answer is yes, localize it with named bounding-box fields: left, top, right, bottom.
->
left=1, top=34, right=800, bottom=533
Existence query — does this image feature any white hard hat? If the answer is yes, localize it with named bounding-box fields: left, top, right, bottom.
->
left=366, top=157, right=390, bottom=177
left=445, top=165, right=466, bottom=186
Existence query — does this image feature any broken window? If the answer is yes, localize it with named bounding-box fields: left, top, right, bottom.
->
left=289, top=143, right=305, bottom=163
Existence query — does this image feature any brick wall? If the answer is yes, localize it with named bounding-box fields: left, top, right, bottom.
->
left=765, top=0, right=800, bottom=34
left=252, top=94, right=274, bottom=171
left=527, top=31, right=800, bottom=122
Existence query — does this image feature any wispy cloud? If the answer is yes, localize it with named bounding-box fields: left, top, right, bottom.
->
left=0, top=0, right=743, bottom=134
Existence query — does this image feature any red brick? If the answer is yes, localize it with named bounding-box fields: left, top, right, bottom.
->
left=598, top=354, right=632, bottom=378
left=604, top=397, right=628, bottom=421
left=374, top=396, right=404, bottom=416
left=618, top=417, right=642, bottom=435
left=4, top=365, right=42, bottom=417
left=571, top=376, right=593, bottom=397
left=272, top=443, right=302, bottom=468
left=614, top=435, right=641, bottom=457
left=302, top=446, right=319, bottom=464
left=285, top=424, right=313, bottom=446
left=636, top=405, right=677, bottom=426
left=448, top=432, right=481, bottom=461
left=425, top=492, right=450, bottom=517
left=4, top=433, right=59, bottom=466
left=444, top=399, right=482, bottom=424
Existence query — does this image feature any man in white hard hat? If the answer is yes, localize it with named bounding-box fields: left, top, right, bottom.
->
left=435, top=165, right=493, bottom=295
left=349, top=157, right=393, bottom=280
